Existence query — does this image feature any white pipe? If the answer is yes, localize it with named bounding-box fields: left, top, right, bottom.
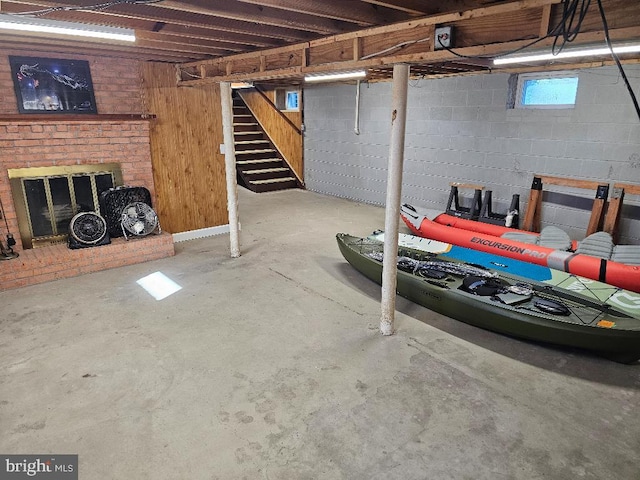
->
left=380, top=64, right=410, bottom=336
left=354, top=80, right=361, bottom=135
left=220, top=82, right=241, bottom=258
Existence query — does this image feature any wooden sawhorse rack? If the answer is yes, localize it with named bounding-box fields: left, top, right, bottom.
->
left=522, top=175, right=609, bottom=236
left=603, top=182, right=640, bottom=243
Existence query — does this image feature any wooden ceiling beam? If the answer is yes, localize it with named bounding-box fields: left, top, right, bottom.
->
left=1, top=0, right=638, bottom=65
left=135, top=31, right=246, bottom=54
left=2, top=0, right=321, bottom=40
left=146, top=24, right=288, bottom=48
left=134, top=37, right=240, bottom=57
left=177, top=0, right=640, bottom=85
left=359, top=0, right=430, bottom=15
left=234, top=0, right=409, bottom=25
left=360, top=0, right=509, bottom=16
left=0, top=1, right=297, bottom=46
left=151, top=0, right=357, bottom=35
left=0, top=34, right=195, bottom=61
left=178, top=0, right=565, bottom=82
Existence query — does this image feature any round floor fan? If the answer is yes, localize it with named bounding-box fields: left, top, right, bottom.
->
left=120, top=202, right=160, bottom=240
left=69, top=212, right=110, bottom=248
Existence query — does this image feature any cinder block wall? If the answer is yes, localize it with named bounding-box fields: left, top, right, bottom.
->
left=303, top=65, right=640, bottom=244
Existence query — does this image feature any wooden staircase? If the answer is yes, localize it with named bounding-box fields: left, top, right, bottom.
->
left=232, top=94, right=300, bottom=193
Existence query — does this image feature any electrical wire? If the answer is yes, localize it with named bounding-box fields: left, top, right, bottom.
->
left=595, top=0, right=640, bottom=122
left=178, top=68, right=203, bottom=79
left=0, top=195, right=11, bottom=233
left=11, top=0, right=164, bottom=17
left=356, top=0, right=590, bottom=64
left=552, top=0, right=591, bottom=54
left=360, top=37, right=431, bottom=60
left=438, top=0, right=593, bottom=61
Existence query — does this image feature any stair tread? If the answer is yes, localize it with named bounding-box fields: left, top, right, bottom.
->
left=235, top=149, right=275, bottom=154
left=234, top=131, right=262, bottom=135
left=236, top=158, right=281, bottom=165
left=249, top=177, right=296, bottom=185
left=235, top=140, right=270, bottom=145
left=243, top=167, right=289, bottom=174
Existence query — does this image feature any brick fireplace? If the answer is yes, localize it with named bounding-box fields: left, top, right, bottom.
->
left=0, top=52, right=174, bottom=291
left=0, top=119, right=175, bottom=291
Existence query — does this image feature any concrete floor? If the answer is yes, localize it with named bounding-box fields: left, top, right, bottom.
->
left=1, top=188, right=639, bottom=480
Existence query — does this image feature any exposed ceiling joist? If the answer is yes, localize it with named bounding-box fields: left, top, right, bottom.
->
left=176, top=0, right=640, bottom=85
left=151, top=0, right=358, bottom=35
left=233, top=0, right=410, bottom=25
left=359, top=0, right=431, bottom=15
left=0, top=0, right=637, bottom=78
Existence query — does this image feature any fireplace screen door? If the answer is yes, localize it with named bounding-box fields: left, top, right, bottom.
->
left=8, top=164, right=123, bottom=248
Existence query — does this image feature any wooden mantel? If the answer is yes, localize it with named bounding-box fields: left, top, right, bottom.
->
left=0, top=114, right=156, bottom=123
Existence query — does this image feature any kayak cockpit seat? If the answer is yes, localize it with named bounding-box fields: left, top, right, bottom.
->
left=576, top=231, right=614, bottom=259
left=501, top=225, right=572, bottom=250
left=611, top=245, right=640, bottom=266
left=574, top=231, right=640, bottom=265
left=538, top=226, right=573, bottom=251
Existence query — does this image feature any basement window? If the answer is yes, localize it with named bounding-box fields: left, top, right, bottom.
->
left=275, top=89, right=300, bottom=112
left=515, top=72, right=579, bottom=109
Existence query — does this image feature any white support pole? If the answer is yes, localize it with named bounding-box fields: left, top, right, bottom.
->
left=220, top=81, right=241, bottom=258
left=380, top=63, right=410, bottom=336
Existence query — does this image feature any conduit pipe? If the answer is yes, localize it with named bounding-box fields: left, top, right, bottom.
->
left=220, top=81, right=241, bottom=258
left=354, top=80, right=361, bottom=135
left=380, top=64, right=410, bottom=336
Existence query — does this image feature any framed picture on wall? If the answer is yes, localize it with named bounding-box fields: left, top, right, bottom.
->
left=9, top=56, right=98, bottom=114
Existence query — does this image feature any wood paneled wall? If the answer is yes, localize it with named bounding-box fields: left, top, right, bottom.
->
left=142, top=62, right=228, bottom=233
left=238, top=89, right=304, bottom=183
left=262, top=88, right=303, bottom=128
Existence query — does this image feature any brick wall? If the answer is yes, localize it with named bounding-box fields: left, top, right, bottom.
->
left=303, top=65, right=640, bottom=244
left=1, top=234, right=175, bottom=291
left=0, top=50, right=174, bottom=291
left=0, top=49, right=144, bottom=115
left=0, top=120, right=156, bottom=251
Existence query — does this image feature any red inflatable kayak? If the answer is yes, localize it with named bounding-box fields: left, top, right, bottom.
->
left=401, top=203, right=640, bottom=293
left=430, top=211, right=580, bottom=250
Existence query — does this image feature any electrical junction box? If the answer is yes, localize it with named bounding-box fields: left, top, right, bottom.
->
left=435, top=26, right=453, bottom=50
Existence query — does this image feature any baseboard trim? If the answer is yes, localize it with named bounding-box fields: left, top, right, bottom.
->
left=172, top=224, right=237, bottom=243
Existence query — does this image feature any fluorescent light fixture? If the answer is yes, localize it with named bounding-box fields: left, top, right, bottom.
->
left=137, top=272, right=182, bottom=301
left=305, top=70, right=367, bottom=83
left=230, top=82, right=254, bottom=89
left=494, top=44, right=640, bottom=65
left=0, top=13, right=136, bottom=42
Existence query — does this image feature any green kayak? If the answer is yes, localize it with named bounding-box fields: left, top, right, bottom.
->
left=337, top=233, right=640, bottom=364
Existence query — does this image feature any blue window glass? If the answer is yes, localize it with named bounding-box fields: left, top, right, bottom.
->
left=286, top=91, right=299, bottom=110
left=520, top=76, right=578, bottom=107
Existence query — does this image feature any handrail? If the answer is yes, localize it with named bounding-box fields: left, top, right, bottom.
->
left=253, top=86, right=302, bottom=135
